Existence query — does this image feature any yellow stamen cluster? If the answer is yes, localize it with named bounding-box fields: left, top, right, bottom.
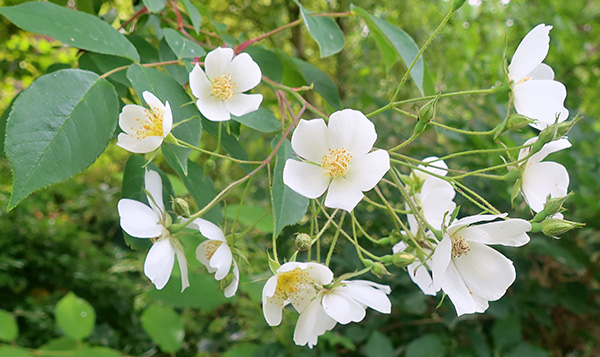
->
left=132, top=107, right=163, bottom=139
left=451, top=234, right=471, bottom=258
left=211, top=73, right=237, bottom=100
left=275, top=267, right=312, bottom=300
left=321, top=148, right=352, bottom=178
left=202, top=240, right=223, bottom=260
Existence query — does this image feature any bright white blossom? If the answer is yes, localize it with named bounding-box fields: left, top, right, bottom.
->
left=117, top=170, right=189, bottom=291
left=508, top=24, right=569, bottom=130
left=408, top=157, right=456, bottom=232
left=283, top=109, right=390, bottom=212
left=431, top=214, right=531, bottom=316
left=392, top=241, right=438, bottom=296
left=294, top=279, right=391, bottom=348
left=117, top=91, right=173, bottom=153
left=518, top=136, right=571, bottom=212
left=189, top=47, right=263, bottom=121
left=185, top=218, right=239, bottom=298
left=262, top=262, right=333, bottom=327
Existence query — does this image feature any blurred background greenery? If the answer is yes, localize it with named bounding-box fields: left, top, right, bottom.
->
left=1, top=0, right=599, bottom=356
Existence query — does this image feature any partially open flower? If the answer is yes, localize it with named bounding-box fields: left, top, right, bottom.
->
left=184, top=218, right=239, bottom=298
left=189, top=47, right=263, bottom=121
left=283, top=109, right=390, bottom=212
left=117, top=170, right=189, bottom=291
left=262, top=262, right=333, bottom=327
left=508, top=24, right=569, bottom=130
left=431, top=214, right=531, bottom=316
left=518, top=136, right=571, bottom=213
left=117, top=91, right=173, bottom=153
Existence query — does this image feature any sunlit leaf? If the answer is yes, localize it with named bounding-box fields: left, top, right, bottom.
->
left=297, top=2, right=345, bottom=58
left=141, top=305, right=184, bottom=352
left=55, top=293, right=96, bottom=340
left=0, top=310, right=18, bottom=342
left=232, top=107, right=282, bottom=133
left=163, top=28, right=206, bottom=59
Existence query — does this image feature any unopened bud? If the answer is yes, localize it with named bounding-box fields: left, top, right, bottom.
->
left=506, top=114, right=535, bottom=132
left=452, top=0, right=467, bottom=11
left=538, top=119, right=563, bottom=146
left=172, top=197, right=191, bottom=217
left=392, top=252, right=416, bottom=267
left=542, top=218, right=584, bottom=237
left=542, top=194, right=571, bottom=217
left=556, top=117, right=581, bottom=137
left=203, top=159, right=216, bottom=173
left=365, top=260, right=390, bottom=278
left=418, top=94, right=441, bottom=124
left=294, top=233, right=312, bottom=251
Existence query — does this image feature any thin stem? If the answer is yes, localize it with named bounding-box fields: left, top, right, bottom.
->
left=100, top=60, right=182, bottom=79
left=311, top=209, right=339, bottom=245
left=392, top=107, right=418, bottom=119
left=389, top=9, right=454, bottom=103
left=325, top=211, right=345, bottom=267
left=392, top=87, right=498, bottom=107
left=388, top=132, right=419, bottom=152
left=174, top=137, right=263, bottom=164
left=429, top=121, right=496, bottom=136
left=262, top=76, right=328, bottom=119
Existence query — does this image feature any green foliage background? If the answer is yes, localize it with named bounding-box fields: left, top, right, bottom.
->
left=0, top=0, right=599, bottom=356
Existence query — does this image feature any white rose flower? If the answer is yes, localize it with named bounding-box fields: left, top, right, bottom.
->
left=508, top=24, right=569, bottom=130
left=189, top=47, right=263, bottom=121
left=117, top=91, right=173, bottom=154
left=518, top=136, right=571, bottom=213
left=430, top=214, right=531, bottom=316
left=117, top=170, right=189, bottom=291
left=294, top=279, right=391, bottom=348
left=262, top=262, right=333, bottom=327
left=184, top=218, right=239, bottom=298
left=283, top=109, right=390, bottom=212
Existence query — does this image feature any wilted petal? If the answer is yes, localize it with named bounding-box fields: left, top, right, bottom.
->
left=283, top=160, right=330, bottom=199
left=462, top=219, right=531, bottom=247
left=224, top=260, right=240, bottom=298
left=327, top=109, right=377, bottom=157
left=325, top=177, right=364, bottom=212
left=144, top=239, right=175, bottom=290
left=174, top=247, right=190, bottom=292
left=513, top=79, right=569, bottom=130
left=344, top=150, right=390, bottom=191
left=224, top=93, right=263, bottom=117
left=522, top=161, right=569, bottom=212
left=508, top=24, right=552, bottom=82
left=322, top=290, right=366, bottom=324
left=205, top=47, right=234, bottom=80
left=189, top=63, right=212, bottom=99
left=453, top=242, right=516, bottom=302
left=117, top=199, right=163, bottom=238
left=196, top=95, right=231, bottom=121
left=116, top=133, right=163, bottom=154
left=290, top=119, right=330, bottom=163
left=144, top=169, right=164, bottom=216
left=228, top=52, right=262, bottom=92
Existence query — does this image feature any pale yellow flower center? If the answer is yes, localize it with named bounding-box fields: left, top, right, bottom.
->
left=202, top=240, right=223, bottom=260
left=133, top=107, right=163, bottom=139
left=275, top=267, right=313, bottom=300
left=451, top=234, right=471, bottom=258
left=211, top=73, right=237, bottom=100
left=321, top=148, right=352, bottom=178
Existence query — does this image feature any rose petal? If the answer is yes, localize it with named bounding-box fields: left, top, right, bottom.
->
left=327, top=109, right=377, bottom=157
left=508, top=24, right=552, bottom=82
left=228, top=52, right=262, bottom=92
left=513, top=79, right=569, bottom=130
left=440, top=262, right=478, bottom=316
left=116, top=133, right=163, bottom=154
left=196, top=94, right=230, bottom=121
left=223, top=93, right=262, bottom=117
left=290, top=119, right=330, bottom=163
left=324, top=176, right=364, bottom=212
left=189, top=63, right=212, bottom=99
left=144, top=169, right=164, bottom=216
left=117, top=199, right=163, bottom=238
left=144, top=239, right=175, bottom=290
left=224, top=260, right=239, bottom=298
left=344, top=150, right=390, bottom=191
left=322, top=290, right=366, bottom=324
left=205, top=47, right=234, bottom=80
left=461, top=219, right=531, bottom=247
left=283, top=159, right=330, bottom=199
left=174, top=246, right=190, bottom=292
left=522, top=161, right=569, bottom=212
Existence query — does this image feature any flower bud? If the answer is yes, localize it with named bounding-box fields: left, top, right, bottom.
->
left=506, top=114, right=535, bottom=132
left=418, top=94, right=441, bottom=125
left=392, top=252, right=416, bottom=267
left=542, top=218, right=584, bottom=237
left=365, top=259, right=391, bottom=278
left=172, top=197, right=191, bottom=218
left=452, top=0, right=467, bottom=11
left=294, top=233, right=312, bottom=251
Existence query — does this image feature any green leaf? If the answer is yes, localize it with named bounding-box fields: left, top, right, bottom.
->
left=39, top=337, right=78, bottom=354
left=120, top=155, right=175, bottom=250
left=0, top=2, right=139, bottom=62
left=0, top=346, right=31, bottom=357
left=55, top=292, right=96, bottom=340
left=224, top=344, right=259, bottom=357
left=141, top=305, right=184, bottom=352
left=0, top=95, right=17, bottom=160
left=404, top=334, right=445, bottom=357
left=224, top=205, right=273, bottom=233
left=127, top=34, right=161, bottom=64
left=291, top=57, right=341, bottom=110
left=297, top=3, right=344, bottom=58
left=245, top=46, right=282, bottom=83
left=492, top=314, right=522, bottom=352
left=142, top=0, right=167, bottom=13
left=6, top=69, right=118, bottom=210
left=173, top=160, right=222, bottom=224
left=163, top=28, right=206, bottom=59
left=78, top=52, right=132, bottom=88
left=353, top=7, right=425, bottom=94
left=202, top=119, right=251, bottom=173
left=181, top=0, right=202, bottom=34
left=364, top=331, right=394, bottom=357
left=148, top=271, right=227, bottom=310
left=159, top=39, right=190, bottom=86
left=505, top=342, right=548, bottom=357
left=232, top=107, right=282, bottom=133
left=0, top=310, right=18, bottom=342
left=271, top=137, right=309, bottom=237
left=127, top=64, right=201, bottom=175
left=74, top=347, right=122, bottom=357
